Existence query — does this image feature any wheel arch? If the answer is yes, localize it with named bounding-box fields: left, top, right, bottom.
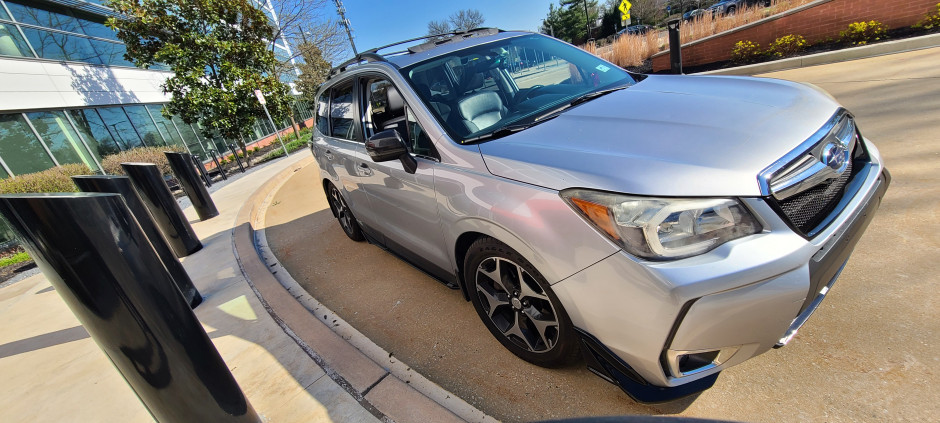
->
left=451, top=219, right=559, bottom=302
left=322, top=178, right=338, bottom=218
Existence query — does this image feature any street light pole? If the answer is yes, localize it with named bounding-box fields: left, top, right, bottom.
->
left=334, top=0, right=358, bottom=55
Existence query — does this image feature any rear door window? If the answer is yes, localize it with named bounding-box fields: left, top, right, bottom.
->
left=329, top=82, right=358, bottom=141
left=315, top=91, right=330, bottom=136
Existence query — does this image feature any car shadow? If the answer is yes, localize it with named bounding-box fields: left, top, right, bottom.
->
left=263, top=202, right=698, bottom=421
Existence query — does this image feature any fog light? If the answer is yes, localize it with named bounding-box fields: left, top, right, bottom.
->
left=666, top=347, right=740, bottom=378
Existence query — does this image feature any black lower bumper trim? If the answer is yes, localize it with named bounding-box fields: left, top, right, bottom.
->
left=577, top=329, right=719, bottom=404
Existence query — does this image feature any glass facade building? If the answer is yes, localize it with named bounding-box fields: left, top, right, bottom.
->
left=0, top=0, right=312, bottom=246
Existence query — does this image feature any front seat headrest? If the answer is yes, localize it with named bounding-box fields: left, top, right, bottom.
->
left=386, top=85, right=404, bottom=114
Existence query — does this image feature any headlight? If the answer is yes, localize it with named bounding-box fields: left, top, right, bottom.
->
left=560, top=189, right=763, bottom=260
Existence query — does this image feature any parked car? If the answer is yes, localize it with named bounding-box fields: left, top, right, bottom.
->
left=618, top=24, right=653, bottom=36
left=707, top=0, right=770, bottom=15
left=683, top=8, right=706, bottom=21
left=311, top=28, right=889, bottom=402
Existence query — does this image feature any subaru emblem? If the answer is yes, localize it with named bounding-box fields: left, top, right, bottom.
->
left=821, top=143, right=848, bottom=173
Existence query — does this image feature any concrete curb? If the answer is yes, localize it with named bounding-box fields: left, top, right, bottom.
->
left=232, top=156, right=496, bottom=423
left=698, top=33, right=940, bottom=75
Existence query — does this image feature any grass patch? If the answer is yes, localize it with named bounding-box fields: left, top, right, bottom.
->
left=0, top=251, right=30, bottom=267
left=256, top=133, right=312, bottom=164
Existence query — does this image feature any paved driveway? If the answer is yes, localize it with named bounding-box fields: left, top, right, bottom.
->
left=266, top=47, right=940, bottom=422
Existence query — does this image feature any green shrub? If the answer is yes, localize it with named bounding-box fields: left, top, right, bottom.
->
left=914, top=3, right=940, bottom=29
left=731, top=40, right=765, bottom=63
left=101, top=146, right=185, bottom=176
left=840, top=21, right=888, bottom=46
left=768, top=34, right=807, bottom=57
left=257, top=149, right=286, bottom=164
left=0, top=251, right=30, bottom=267
left=0, top=164, right=90, bottom=194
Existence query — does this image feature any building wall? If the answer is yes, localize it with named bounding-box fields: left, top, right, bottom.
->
left=0, top=0, right=310, bottom=246
left=652, top=0, right=938, bottom=72
left=0, top=57, right=171, bottom=112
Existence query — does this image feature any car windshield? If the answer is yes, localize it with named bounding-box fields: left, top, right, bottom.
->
left=400, top=34, right=636, bottom=143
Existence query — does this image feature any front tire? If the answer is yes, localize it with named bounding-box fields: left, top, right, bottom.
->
left=326, top=182, right=365, bottom=242
left=464, top=237, right=579, bottom=368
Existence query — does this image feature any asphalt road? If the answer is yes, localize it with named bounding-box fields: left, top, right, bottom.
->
left=266, top=47, right=940, bottom=422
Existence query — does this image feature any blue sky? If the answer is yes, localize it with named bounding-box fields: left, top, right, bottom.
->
left=340, top=0, right=557, bottom=54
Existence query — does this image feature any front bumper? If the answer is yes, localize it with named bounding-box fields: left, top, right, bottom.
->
left=551, top=139, right=888, bottom=402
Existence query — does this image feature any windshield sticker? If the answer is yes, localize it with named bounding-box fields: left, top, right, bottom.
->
left=595, top=64, right=610, bottom=72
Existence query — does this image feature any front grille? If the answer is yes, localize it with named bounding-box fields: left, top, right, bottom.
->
left=776, top=160, right=853, bottom=234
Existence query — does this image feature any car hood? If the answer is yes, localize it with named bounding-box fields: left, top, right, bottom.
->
left=478, top=74, right=841, bottom=196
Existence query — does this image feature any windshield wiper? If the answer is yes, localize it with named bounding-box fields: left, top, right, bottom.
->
left=533, top=85, right=631, bottom=122
left=461, top=115, right=560, bottom=144
left=460, top=84, right=629, bottom=144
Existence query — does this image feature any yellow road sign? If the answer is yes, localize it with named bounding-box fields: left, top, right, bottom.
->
left=619, top=0, right=632, bottom=17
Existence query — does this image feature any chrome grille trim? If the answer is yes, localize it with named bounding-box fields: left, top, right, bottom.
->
left=758, top=109, right=847, bottom=196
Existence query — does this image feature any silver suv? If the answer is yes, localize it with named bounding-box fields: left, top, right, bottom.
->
left=310, top=29, right=889, bottom=402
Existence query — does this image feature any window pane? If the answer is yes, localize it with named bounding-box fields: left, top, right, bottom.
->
left=26, top=110, right=98, bottom=171
left=0, top=217, right=15, bottom=246
left=171, top=116, right=203, bottom=154
left=95, top=106, right=143, bottom=149
left=123, top=105, right=165, bottom=146
left=330, top=83, right=356, bottom=141
left=0, top=114, right=55, bottom=175
left=367, top=79, right=403, bottom=137
left=0, top=23, right=33, bottom=57
left=146, top=105, right=184, bottom=146
left=316, top=92, right=329, bottom=135
left=68, top=109, right=122, bottom=157
left=20, top=27, right=103, bottom=64
left=5, top=1, right=84, bottom=34
left=88, top=39, right=134, bottom=67
left=76, top=17, right=117, bottom=40
left=250, top=121, right=264, bottom=140
left=406, top=108, right=436, bottom=157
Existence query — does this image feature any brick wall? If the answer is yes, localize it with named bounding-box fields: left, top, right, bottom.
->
left=652, top=0, right=938, bottom=72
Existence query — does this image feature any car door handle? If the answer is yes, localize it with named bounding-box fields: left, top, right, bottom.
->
left=358, top=163, right=373, bottom=176
left=324, top=149, right=334, bottom=160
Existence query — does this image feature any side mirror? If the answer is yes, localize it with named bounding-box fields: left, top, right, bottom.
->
left=365, top=129, right=417, bottom=174
left=366, top=129, right=407, bottom=162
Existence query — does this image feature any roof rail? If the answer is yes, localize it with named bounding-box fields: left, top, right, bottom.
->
left=326, top=28, right=505, bottom=80
left=326, top=52, right=388, bottom=80
left=407, top=28, right=502, bottom=53
left=364, top=27, right=502, bottom=56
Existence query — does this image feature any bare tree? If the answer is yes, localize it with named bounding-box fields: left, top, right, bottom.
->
left=449, top=9, right=485, bottom=32
left=263, top=0, right=349, bottom=77
left=427, top=19, right=452, bottom=41
left=427, top=9, right=486, bottom=41
left=630, top=0, right=667, bottom=25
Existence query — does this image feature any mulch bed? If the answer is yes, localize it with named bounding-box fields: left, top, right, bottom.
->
left=650, top=26, right=940, bottom=74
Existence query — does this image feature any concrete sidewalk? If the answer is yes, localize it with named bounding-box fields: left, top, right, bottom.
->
left=0, top=151, right=378, bottom=422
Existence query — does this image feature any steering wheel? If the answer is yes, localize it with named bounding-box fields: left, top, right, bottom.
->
left=512, top=85, right=546, bottom=106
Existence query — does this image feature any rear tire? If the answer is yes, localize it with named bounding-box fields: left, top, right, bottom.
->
left=464, top=237, right=579, bottom=368
left=326, top=182, right=365, bottom=242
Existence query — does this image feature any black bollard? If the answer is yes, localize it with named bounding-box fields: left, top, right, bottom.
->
left=209, top=150, right=228, bottom=181
left=668, top=19, right=683, bottom=74
left=191, top=154, right=212, bottom=188
left=0, top=193, right=259, bottom=423
left=228, top=143, right=246, bottom=173
left=165, top=152, right=219, bottom=221
left=122, top=162, right=202, bottom=257
left=72, top=175, right=202, bottom=308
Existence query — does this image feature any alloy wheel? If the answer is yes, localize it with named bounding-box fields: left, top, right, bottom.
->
left=475, top=256, right=560, bottom=353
